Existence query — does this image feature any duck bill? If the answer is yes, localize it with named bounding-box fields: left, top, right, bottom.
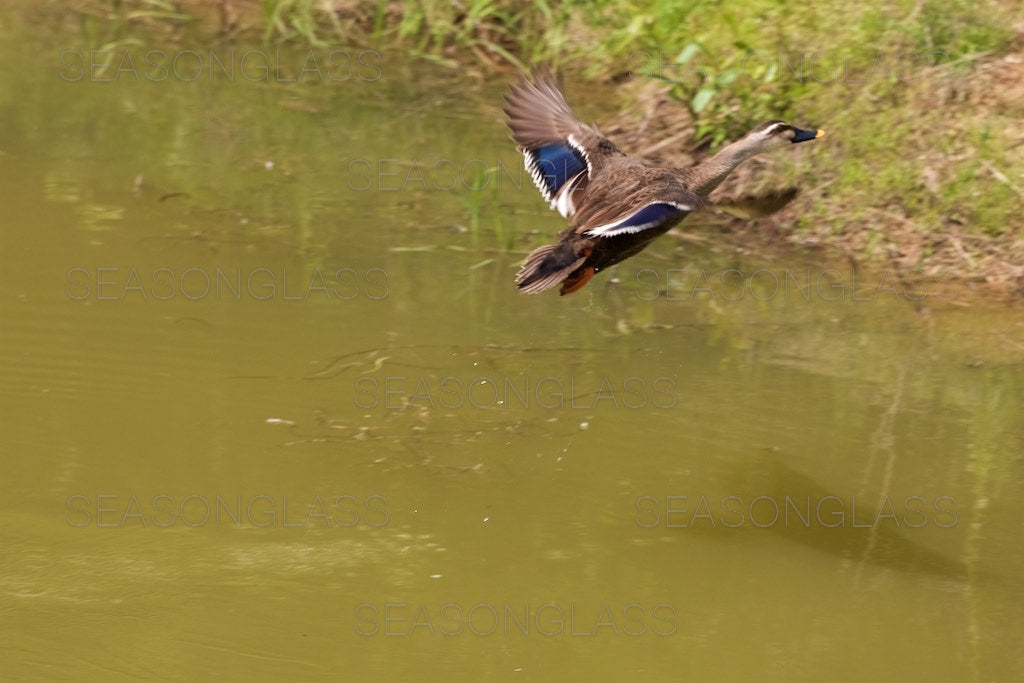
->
left=791, top=127, right=825, bottom=143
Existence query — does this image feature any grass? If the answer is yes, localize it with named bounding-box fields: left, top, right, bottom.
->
left=44, top=0, right=1024, bottom=288
left=454, top=166, right=519, bottom=252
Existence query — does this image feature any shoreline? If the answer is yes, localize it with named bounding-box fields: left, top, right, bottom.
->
left=10, top=0, right=1024, bottom=294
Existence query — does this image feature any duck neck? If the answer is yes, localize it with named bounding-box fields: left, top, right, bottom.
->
left=691, top=138, right=762, bottom=197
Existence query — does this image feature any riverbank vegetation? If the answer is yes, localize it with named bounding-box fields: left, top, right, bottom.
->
left=45, top=0, right=1024, bottom=290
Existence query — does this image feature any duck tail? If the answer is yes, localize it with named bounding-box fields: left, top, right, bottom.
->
left=515, top=242, right=589, bottom=295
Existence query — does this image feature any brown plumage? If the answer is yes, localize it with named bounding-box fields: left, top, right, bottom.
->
left=504, top=71, right=825, bottom=295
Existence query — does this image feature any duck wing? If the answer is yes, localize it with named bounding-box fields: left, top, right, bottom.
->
left=504, top=71, right=622, bottom=218
left=571, top=167, right=702, bottom=238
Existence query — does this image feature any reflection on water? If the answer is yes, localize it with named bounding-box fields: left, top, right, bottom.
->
left=1, top=7, right=1023, bottom=681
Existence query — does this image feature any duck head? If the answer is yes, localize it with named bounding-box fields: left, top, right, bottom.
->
left=744, top=120, right=826, bottom=151
left=693, top=119, right=825, bottom=196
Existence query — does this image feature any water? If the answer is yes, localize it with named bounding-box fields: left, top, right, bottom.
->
left=1, top=7, right=1023, bottom=680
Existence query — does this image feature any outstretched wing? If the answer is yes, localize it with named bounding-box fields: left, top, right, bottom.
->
left=504, top=71, right=617, bottom=218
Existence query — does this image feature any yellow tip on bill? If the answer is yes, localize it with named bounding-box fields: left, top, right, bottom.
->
left=815, top=129, right=826, bottom=138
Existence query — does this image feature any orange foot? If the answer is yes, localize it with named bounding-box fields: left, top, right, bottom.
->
left=559, top=266, right=596, bottom=295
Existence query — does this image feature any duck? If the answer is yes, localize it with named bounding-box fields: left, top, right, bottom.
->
left=504, top=71, right=824, bottom=295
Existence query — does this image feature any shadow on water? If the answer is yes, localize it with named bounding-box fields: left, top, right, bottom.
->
left=716, top=452, right=974, bottom=586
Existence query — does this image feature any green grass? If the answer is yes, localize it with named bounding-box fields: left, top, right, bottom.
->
left=261, top=0, right=334, bottom=45
left=454, top=166, right=518, bottom=252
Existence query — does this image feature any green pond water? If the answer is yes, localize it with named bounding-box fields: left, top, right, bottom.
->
left=1, top=7, right=1023, bottom=681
